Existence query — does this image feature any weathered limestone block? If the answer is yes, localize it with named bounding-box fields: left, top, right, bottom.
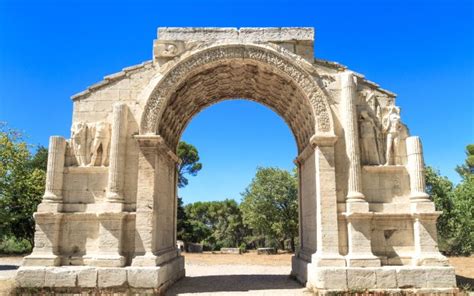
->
left=425, top=267, right=456, bottom=289
left=344, top=213, right=381, bottom=267
left=347, top=268, right=376, bottom=289
left=127, top=267, right=162, bottom=288
left=44, top=267, right=77, bottom=287
left=396, top=267, right=427, bottom=289
left=307, top=267, right=347, bottom=290
left=375, top=268, right=397, bottom=289
left=15, top=267, right=46, bottom=287
left=91, top=212, right=127, bottom=267
left=23, top=213, right=63, bottom=266
left=97, top=267, right=127, bottom=288
left=412, top=213, right=448, bottom=266
left=77, top=267, right=97, bottom=288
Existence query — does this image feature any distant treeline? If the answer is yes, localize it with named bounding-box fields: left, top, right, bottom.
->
left=177, top=167, right=299, bottom=252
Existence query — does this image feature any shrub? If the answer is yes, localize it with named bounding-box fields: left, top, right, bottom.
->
left=0, top=235, right=32, bottom=254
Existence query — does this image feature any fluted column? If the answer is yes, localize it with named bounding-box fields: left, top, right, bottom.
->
left=43, top=136, right=66, bottom=202
left=406, top=136, right=430, bottom=202
left=106, top=103, right=128, bottom=203
left=340, top=73, right=379, bottom=266
left=340, top=72, right=365, bottom=203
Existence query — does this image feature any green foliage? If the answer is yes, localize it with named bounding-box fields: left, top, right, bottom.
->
left=176, top=141, right=203, bottom=242
left=425, top=166, right=454, bottom=249
left=449, top=174, right=474, bottom=255
left=183, top=199, right=247, bottom=250
left=426, top=163, right=474, bottom=255
left=0, top=123, right=46, bottom=248
left=177, top=141, right=202, bottom=188
left=456, top=144, right=474, bottom=178
left=0, top=235, right=32, bottom=254
left=240, top=167, right=298, bottom=251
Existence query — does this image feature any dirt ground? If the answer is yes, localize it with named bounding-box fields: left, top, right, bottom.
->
left=183, top=250, right=294, bottom=266
left=184, top=252, right=474, bottom=277
left=1, top=253, right=473, bottom=295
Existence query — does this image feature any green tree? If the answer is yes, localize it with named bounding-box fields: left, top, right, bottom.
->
left=426, top=145, right=474, bottom=256
left=449, top=174, right=474, bottom=255
left=240, top=167, right=298, bottom=251
left=175, top=141, right=203, bottom=243
left=456, top=144, right=474, bottom=178
left=183, top=199, right=247, bottom=250
left=425, top=167, right=455, bottom=252
left=0, top=124, right=46, bottom=248
left=177, top=141, right=203, bottom=188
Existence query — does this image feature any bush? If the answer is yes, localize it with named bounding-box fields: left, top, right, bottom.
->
left=239, top=242, right=247, bottom=253
left=0, top=236, right=32, bottom=254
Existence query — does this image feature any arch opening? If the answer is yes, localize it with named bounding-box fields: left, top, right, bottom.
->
left=160, top=61, right=315, bottom=152
left=140, top=44, right=335, bottom=150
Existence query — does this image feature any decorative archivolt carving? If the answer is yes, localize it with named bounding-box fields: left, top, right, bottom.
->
left=140, top=44, right=334, bottom=136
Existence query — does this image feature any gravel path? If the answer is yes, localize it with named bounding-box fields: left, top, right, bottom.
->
left=1, top=256, right=307, bottom=295
left=166, top=263, right=309, bottom=296
left=0, top=256, right=22, bottom=295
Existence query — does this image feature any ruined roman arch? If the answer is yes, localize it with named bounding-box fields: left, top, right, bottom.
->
left=16, top=28, right=457, bottom=294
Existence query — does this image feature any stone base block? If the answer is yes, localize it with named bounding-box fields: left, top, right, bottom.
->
left=15, top=256, right=185, bottom=294
left=304, top=265, right=457, bottom=294
left=291, top=254, right=309, bottom=283
left=90, top=254, right=126, bottom=267
left=22, top=254, right=61, bottom=266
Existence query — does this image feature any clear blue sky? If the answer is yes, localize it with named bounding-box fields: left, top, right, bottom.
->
left=1, top=0, right=473, bottom=204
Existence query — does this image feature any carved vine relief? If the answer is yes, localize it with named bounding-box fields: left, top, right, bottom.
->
left=70, top=122, right=111, bottom=167
left=358, top=91, right=409, bottom=166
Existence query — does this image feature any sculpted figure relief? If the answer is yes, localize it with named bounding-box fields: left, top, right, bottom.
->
left=70, top=121, right=111, bottom=167
left=359, top=110, right=382, bottom=165
left=382, top=106, right=403, bottom=165
left=89, top=122, right=111, bottom=167
left=71, top=122, right=88, bottom=166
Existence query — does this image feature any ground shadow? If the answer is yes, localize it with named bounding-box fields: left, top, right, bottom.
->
left=0, top=265, right=19, bottom=271
left=166, top=274, right=303, bottom=295
left=456, top=275, right=474, bottom=290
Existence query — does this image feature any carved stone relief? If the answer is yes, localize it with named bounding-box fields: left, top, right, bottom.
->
left=358, top=90, right=385, bottom=165
left=141, top=44, right=334, bottom=138
left=70, top=121, right=111, bottom=167
left=359, top=110, right=382, bottom=165
left=382, top=106, right=404, bottom=166
left=71, top=122, right=88, bottom=166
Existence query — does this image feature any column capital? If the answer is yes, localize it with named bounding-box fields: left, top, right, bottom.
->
left=310, top=133, right=338, bottom=147
left=134, top=134, right=181, bottom=164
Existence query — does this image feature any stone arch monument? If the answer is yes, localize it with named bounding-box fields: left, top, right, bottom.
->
left=16, top=27, right=457, bottom=294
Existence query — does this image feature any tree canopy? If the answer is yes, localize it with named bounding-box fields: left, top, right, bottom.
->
left=426, top=143, right=474, bottom=256
left=0, top=124, right=47, bottom=252
left=240, top=167, right=298, bottom=251
left=177, top=141, right=203, bottom=188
